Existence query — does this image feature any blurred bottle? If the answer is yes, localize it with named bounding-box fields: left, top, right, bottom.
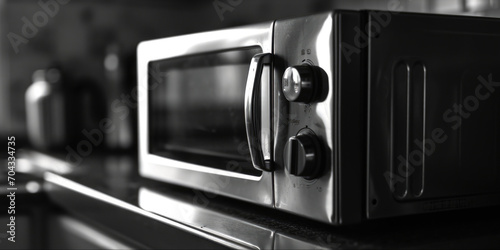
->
left=104, top=43, right=133, bottom=150
left=25, top=68, right=66, bottom=150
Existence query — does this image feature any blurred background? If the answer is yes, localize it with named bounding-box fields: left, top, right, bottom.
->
left=1, top=0, right=500, bottom=249
left=2, top=0, right=500, bottom=154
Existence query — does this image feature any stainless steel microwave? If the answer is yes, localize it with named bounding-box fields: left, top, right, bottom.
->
left=138, top=10, right=500, bottom=224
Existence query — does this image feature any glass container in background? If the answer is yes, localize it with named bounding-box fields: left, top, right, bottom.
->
left=104, top=43, right=133, bottom=150
left=25, top=68, right=66, bottom=150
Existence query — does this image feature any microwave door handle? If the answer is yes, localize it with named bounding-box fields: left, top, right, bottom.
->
left=244, top=53, right=273, bottom=172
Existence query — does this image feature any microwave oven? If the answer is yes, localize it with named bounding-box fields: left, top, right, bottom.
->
left=137, top=10, right=500, bottom=224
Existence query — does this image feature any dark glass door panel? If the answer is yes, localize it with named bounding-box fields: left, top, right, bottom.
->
left=148, top=47, right=262, bottom=176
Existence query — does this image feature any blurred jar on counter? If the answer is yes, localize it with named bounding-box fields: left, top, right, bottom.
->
left=25, top=68, right=66, bottom=150
left=104, top=43, right=134, bottom=150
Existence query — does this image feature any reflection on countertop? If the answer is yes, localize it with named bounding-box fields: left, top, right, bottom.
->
left=17, top=150, right=500, bottom=249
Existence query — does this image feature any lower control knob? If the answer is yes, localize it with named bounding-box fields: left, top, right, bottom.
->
left=283, top=129, right=322, bottom=179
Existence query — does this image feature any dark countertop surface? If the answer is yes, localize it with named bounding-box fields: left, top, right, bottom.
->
left=18, top=150, right=500, bottom=249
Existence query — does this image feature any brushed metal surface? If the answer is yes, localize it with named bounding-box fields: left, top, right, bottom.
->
left=273, top=13, right=336, bottom=223
left=139, top=187, right=274, bottom=249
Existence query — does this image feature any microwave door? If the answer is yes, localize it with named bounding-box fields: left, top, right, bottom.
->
left=137, top=22, right=275, bottom=206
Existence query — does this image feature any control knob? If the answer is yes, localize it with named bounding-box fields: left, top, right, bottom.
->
left=282, top=64, right=322, bottom=103
left=283, top=129, right=322, bottom=179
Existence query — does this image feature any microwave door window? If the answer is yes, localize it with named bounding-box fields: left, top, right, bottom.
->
left=148, top=47, right=262, bottom=176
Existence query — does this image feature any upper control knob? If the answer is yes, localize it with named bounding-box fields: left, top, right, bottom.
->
left=283, top=129, right=322, bottom=179
left=282, top=65, right=319, bottom=103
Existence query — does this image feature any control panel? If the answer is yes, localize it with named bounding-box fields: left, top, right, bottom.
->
left=273, top=12, right=335, bottom=223
left=281, top=63, right=326, bottom=179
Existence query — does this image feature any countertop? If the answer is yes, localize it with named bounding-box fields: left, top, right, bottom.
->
left=18, top=150, right=500, bottom=249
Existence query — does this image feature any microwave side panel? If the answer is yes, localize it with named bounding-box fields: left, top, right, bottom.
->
left=367, top=11, right=500, bottom=219
left=136, top=22, right=275, bottom=207
left=334, top=11, right=365, bottom=225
